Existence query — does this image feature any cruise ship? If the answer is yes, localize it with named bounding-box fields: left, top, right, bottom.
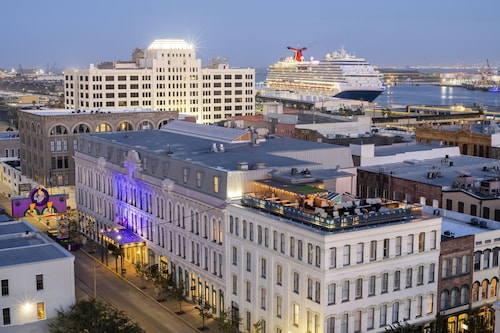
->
left=263, top=46, right=384, bottom=102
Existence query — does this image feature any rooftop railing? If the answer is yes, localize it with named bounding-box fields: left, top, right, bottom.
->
left=241, top=194, right=422, bottom=233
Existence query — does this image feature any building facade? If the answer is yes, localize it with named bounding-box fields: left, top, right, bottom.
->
left=63, top=39, right=255, bottom=124
left=0, top=219, right=75, bottom=332
left=74, top=121, right=443, bottom=333
left=17, top=108, right=178, bottom=203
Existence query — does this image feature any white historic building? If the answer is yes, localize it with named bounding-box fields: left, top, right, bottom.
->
left=74, top=121, right=440, bottom=332
left=64, top=39, right=255, bottom=124
left=0, top=219, right=75, bottom=332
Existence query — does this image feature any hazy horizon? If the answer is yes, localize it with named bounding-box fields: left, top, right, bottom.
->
left=1, top=0, right=499, bottom=72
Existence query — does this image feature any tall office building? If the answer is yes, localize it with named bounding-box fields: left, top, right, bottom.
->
left=64, top=39, right=256, bottom=124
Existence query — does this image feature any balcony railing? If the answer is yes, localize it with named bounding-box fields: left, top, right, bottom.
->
left=241, top=194, right=422, bottom=233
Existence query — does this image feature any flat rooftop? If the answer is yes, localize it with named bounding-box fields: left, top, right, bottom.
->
left=20, top=108, right=162, bottom=117
left=0, top=220, right=73, bottom=267
left=358, top=154, right=500, bottom=188
left=85, top=121, right=355, bottom=171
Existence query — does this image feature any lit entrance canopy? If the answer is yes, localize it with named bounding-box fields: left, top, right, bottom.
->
left=101, top=228, right=146, bottom=248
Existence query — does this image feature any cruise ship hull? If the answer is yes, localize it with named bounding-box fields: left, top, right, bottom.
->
left=334, top=89, right=383, bottom=102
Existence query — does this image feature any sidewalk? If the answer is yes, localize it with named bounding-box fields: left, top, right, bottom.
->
left=80, top=242, right=221, bottom=333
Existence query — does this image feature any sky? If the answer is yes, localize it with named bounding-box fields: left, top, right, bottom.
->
left=1, top=0, right=499, bottom=72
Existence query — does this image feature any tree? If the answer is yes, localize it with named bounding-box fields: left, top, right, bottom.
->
left=194, top=297, right=213, bottom=331
left=253, top=319, right=265, bottom=333
left=133, top=261, right=149, bottom=289
left=47, top=298, right=145, bottom=333
left=169, top=280, right=186, bottom=315
left=214, top=307, right=242, bottom=333
left=385, top=321, right=416, bottom=332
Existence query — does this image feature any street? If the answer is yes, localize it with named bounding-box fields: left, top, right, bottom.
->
left=74, top=249, right=200, bottom=333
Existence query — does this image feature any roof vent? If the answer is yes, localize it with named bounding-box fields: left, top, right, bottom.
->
left=237, top=162, right=249, bottom=171
left=253, top=162, right=266, bottom=169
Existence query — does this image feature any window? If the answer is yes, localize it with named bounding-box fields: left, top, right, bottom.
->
left=474, top=252, right=481, bottom=271
left=395, top=236, right=402, bottom=256
left=416, top=296, right=423, bottom=317
left=260, top=288, right=266, bottom=310
left=383, top=238, right=390, bottom=258
left=2, top=308, right=10, bottom=325
left=342, top=280, right=349, bottom=302
left=1, top=280, right=7, bottom=296
left=356, top=243, right=364, bottom=263
left=451, top=257, right=460, bottom=275
left=406, top=268, right=413, bottom=288
left=293, top=304, right=300, bottom=326
left=428, top=263, right=435, bottom=283
left=329, top=247, right=336, bottom=268
left=355, top=278, right=363, bottom=299
left=343, top=245, right=350, bottom=266
left=381, top=273, right=388, bottom=293
left=36, top=274, right=44, bottom=290
left=261, top=258, right=267, bottom=278
left=232, top=275, right=237, bottom=295
left=392, top=302, right=399, bottom=323
left=417, top=265, right=424, bottom=285
left=246, top=252, right=251, bottom=272
left=368, top=275, right=376, bottom=296
left=341, top=314, right=348, bottom=333
left=213, top=176, right=219, bottom=193
left=367, top=307, right=375, bottom=329
left=246, top=281, right=251, bottom=302
left=354, top=311, right=361, bottom=333
left=380, top=304, right=387, bottom=326
left=307, top=278, right=313, bottom=300
left=418, top=232, right=425, bottom=252
left=276, top=295, right=282, bottom=318
left=232, top=246, right=238, bottom=265
left=427, top=294, right=434, bottom=314
left=483, top=249, right=491, bottom=269
left=370, top=240, right=377, bottom=260
left=462, top=255, right=470, bottom=273
left=293, top=272, right=299, bottom=293
left=407, top=234, right=414, bottom=254
left=328, top=283, right=336, bottom=305
left=276, top=264, right=282, bottom=286
left=37, top=302, right=45, bottom=320
left=404, top=299, right=411, bottom=320
left=326, top=317, right=335, bottom=333
left=394, top=270, right=401, bottom=290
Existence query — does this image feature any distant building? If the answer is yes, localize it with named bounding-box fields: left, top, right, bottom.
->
left=63, top=39, right=256, bottom=124
left=74, top=121, right=443, bottom=332
left=416, top=122, right=500, bottom=159
left=17, top=108, right=178, bottom=208
left=357, top=152, right=500, bottom=220
left=0, top=219, right=75, bottom=332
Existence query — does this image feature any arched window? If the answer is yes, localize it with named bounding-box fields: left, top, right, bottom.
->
left=482, top=280, right=489, bottom=299
left=50, top=125, right=68, bottom=135
left=451, top=287, right=459, bottom=308
left=73, top=123, right=91, bottom=133
left=116, top=121, right=133, bottom=131
left=461, top=285, right=470, bottom=305
left=472, top=282, right=480, bottom=301
left=490, top=278, right=498, bottom=297
left=440, top=290, right=449, bottom=310
left=95, top=123, right=112, bottom=133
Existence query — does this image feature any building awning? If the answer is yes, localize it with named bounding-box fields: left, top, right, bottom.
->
left=101, top=228, right=146, bottom=248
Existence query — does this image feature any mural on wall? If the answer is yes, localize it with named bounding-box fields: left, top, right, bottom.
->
left=11, top=186, right=67, bottom=218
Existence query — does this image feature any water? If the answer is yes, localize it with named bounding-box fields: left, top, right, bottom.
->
left=376, top=84, right=500, bottom=109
